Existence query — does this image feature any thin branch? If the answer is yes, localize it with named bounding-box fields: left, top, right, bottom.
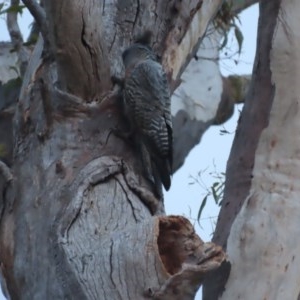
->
left=25, top=0, right=43, bottom=44
left=22, top=0, right=46, bottom=32
left=0, top=161, right=13, bottom=183
left=6, top=0, right=29, bottom=76
left=6, top=0, right=23, bottom=48
left=26, top=20, right=39, bottom=43
left=21, top=0, right=50, bottom=53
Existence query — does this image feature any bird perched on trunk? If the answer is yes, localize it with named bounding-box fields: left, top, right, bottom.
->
left=121, top=40, right=173, bottom=194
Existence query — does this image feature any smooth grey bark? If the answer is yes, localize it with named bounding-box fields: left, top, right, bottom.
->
left=0, top=0, right=226, bottom=299
left=219, top=0, right=300, bottom=297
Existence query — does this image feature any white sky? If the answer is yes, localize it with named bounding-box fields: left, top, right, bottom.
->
left=0, top=3, right=259, bottom=299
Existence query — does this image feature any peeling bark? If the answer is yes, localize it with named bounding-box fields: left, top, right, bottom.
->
left=163, top=0, right=222, bottom=88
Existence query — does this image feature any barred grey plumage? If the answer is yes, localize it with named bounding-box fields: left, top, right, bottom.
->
left=122, top=43, right=173, bottom=191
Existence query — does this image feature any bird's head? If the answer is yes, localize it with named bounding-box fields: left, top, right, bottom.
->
left=122, top=44, right=158, bottom=69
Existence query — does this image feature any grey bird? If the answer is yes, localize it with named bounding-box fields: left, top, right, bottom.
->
left=122, top=43, right=173, bottom=192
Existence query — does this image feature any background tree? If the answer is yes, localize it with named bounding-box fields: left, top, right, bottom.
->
left=204, top=0, right=300, bottom=299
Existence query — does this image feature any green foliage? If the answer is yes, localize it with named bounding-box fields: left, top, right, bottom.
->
left=214, top=0, right=244, bottom=55
left=2, top=77, right=22, bottom=96
left=0, top=1, right=26, bottom=15
left=0, top=77, right=22, bottom=111
left=189, top=169, right=225, bottom=225
left=234, top=25, right=244, bottom=55
left=9, top=65, right=20, bottom=77
left=23, top=34, right=38, bottom=46
left=0, top=144, right=8, bottom=157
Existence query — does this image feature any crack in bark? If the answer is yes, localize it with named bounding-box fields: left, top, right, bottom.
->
left=102, top=0, right=106, bottom=15
left=65, top=193, right=84, bottom=241
left=132, top=0, right=140, bottom=31
left=116, top=176, right=138, bottom=223
left=57, top=157, right=153, bottom=243
left=81, top=13, right=95, bottom=80
left=108, top=239, right=123, bottom=299
left=109, top=31, right=117, bottom=53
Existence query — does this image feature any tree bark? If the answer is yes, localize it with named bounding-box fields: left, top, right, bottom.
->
left=213, top=0, right=279, bottom=251
left=204, top=0, right=299, bottom=298
left=221, top=0, right=300, bottom=298
left=0, top=0, right=227, bottom=299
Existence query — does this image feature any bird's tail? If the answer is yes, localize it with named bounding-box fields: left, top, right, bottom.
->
left=153, top=156, right=172, bottom=191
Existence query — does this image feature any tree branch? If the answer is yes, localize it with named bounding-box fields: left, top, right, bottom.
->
left=214, top=74, right=251, bottom=125
left=22, top=0, right=46, bottom=34
left=163, top=0, right=223, bottom=90
left=7, top=0, right=23, bottom=47
left=172, top=73, right=251, bottom=172
left=6, top=0, right=29, bottom=76
left=21, top=0, right=49, bottom=54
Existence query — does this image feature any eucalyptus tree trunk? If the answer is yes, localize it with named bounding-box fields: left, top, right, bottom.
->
left=0, top=0, right=227, bottom=299
left=204, top=0, right=300, bottom=298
